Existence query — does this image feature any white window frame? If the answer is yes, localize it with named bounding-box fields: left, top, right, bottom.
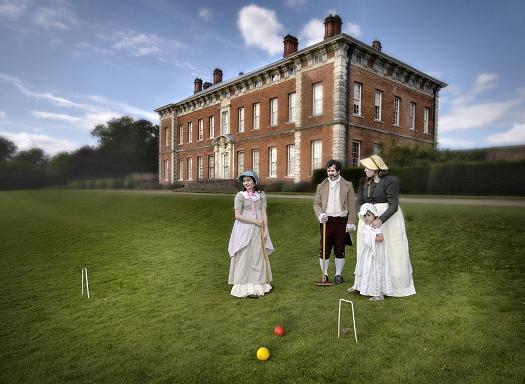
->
left=178, top=125, right=183, bottom=144
left=286, top=144, right=295, bottom=177
left=209, top=116, right=215, bottom=139
left=197, top=156, right=203, bottom=179
left=187, top=122, right=192, bottom=143
left=252, top=149, right=260, bottom=175
left=238, top=107, right=245, bottom=133
left=393, top=97, right=400, bottom=126
left=268, top=147, right=277, bottom=178
left=208, top=155, right=215, bottom=178
left=311, top=140, right=322, bottom=173
left=288, top=92, right=296, bottom=123
left=424, top=107, right=430, bottom=134
left=164, top=127, right=169, bottom=146
left=353, top=83, right=362, bottom=116
left=237, top=151, right=244, bottom=176
left=178, top=159, right=183, bottom=181
left=409, top=102, right=416, bottom=131
left=352, top=141, right=361, bottom=167
left=222, top=152, right=230, bottom=179
left=373, top=143, right=382, bottom=156
left=270, top=98, right=278, bottom=126
left=313, top=83, right=323, bottom=116
left=253, top=103, right=260, bottom=130
left=374, top=90, right=383, bottom=121
left=163, top=159, right=169, bottom=181
left=198, top=119, right=203, bottom=141
left=187, top=158, right=193, bottom=180
left=221, top=110, right=229, bottom=135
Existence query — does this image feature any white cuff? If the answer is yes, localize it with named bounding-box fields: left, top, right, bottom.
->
left=346, top=224, right=356, bottom=231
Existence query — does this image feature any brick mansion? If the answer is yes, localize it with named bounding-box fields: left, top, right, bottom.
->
left=155, top=14, right=447, bottom=184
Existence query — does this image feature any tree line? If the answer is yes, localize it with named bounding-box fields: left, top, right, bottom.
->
left=0, top=116, right=159, bottom=189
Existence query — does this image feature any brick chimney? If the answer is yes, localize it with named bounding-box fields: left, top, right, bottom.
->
left=324, top=14, right=342, bottom=39
left=213, top=68, right=223, bottom=84
left=194, top=78, right=202, bottom=94
left=203, top=81, right=212, bottom=90
left=283, top=34, right=298, bottom=57
left=372, top=40, right=382, bottom=51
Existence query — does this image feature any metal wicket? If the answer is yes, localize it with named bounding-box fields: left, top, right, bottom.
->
left=81, top=268, right=90, bottom=298
left=337, top=298, right=357, bottom=342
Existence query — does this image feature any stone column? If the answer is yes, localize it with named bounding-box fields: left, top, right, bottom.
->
left=332, top=41, right=349, bottom=164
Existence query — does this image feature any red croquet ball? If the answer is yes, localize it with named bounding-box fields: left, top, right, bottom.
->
left=274, top=325, right=285, bottom=336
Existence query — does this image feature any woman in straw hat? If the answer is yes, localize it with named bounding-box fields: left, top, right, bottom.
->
left=348, top=155, right=416, bottom=298
left=228, top=170, right=274, bottom=298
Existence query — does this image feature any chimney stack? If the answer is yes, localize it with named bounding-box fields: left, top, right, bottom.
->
left=213, top=68, right=223, bottom=84
left=372, top=40, right=382, bottom=51
left=203, top=81, right=212, bottom=90
left=324, top=14, right=342, bottom=39
left=283, top=34, right=299, bottom=57
left=194, top=78, right=203, bottom=94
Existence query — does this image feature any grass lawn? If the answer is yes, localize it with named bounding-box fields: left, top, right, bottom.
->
left=0, top=190, right=524, bottom=384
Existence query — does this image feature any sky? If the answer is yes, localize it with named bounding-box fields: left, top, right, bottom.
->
left=1, top=0, right=524, bottom=156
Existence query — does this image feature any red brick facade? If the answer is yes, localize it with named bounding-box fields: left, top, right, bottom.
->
left=156, top=15, right=446, bottom=184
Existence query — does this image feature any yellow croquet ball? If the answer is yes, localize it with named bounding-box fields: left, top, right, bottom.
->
left=256, top=347, right=270, bottom=361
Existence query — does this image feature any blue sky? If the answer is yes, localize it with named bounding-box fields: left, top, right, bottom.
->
left=1, top=0, right=524, bottom=155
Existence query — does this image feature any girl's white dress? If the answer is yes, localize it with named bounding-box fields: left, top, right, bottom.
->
left=353, top=223, right=391, bottom=296
left=227, top=191, right=274, bottom=297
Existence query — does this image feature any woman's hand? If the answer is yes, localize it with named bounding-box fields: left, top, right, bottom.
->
left=255, top=219, right=265, bottom=227
left=371, top=218, right=382, bottom=229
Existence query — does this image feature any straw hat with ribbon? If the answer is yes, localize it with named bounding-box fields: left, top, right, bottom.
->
left=360, top=155, right=388, bottom=171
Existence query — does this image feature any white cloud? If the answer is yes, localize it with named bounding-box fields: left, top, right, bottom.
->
left=32, top=0, right=79, bottom=30
left=439, top=100, right=519, bottom=132
left=300, top=18, right=324, bottom=47
left=0, top=0, right=29, bottom=18
left=485, top=123, right=525, bottom=145
left=0, top=131, right=79, bottom=155
left=87, top=96, right=157, bottom=121
left=238, top=5, right=284, bottom=56
left=471, top=73, right=499, bottom=96
left=437, top=137, right=475, bottom=150
left=2, top=73, right=157, bottom=135
left=452, top=72, right=499, bottom=105
left=99, top=30, right=184, bottom=57
left=285, top=0, right=306, bottom=8
left=31, top=111, right=81, bottom=124
left=344, top=22, right=362, bottom=37
left=198, top=7, right=212, bottom=22
left=0, top=111, right=6, bottom=119
left=439, top=72, right=525, bottom=134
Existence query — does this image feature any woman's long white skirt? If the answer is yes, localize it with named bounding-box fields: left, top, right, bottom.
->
left=353, top=203, right=415, bottom=297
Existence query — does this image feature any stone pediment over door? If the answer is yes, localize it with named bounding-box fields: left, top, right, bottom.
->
left=212, top=135, right=235, bottom=179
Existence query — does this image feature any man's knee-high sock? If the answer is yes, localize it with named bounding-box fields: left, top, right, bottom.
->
left=335, top=258, right=345, bottom=276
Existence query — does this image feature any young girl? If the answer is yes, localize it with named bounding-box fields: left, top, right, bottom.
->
left=349, top=203, right=391, bottom=301
left=227, top=170, right=274, bottom=298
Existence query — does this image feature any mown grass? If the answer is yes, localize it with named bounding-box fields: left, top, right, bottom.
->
left=0, top=190, right=524, bottom=384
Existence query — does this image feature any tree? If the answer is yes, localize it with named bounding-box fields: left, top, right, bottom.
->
left=0, top=136, right=17, bottom=161
left=91, top=116, right=159, bottom=173
left=13, top=147, right=49, bottom=166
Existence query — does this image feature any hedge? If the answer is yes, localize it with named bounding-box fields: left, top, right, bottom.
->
left=311, top=160, right=525, bottom=196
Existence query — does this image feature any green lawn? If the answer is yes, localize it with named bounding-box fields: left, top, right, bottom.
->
left=0, top=190, right=524, bottom=384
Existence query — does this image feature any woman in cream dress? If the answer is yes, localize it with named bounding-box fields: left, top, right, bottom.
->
left=349, top=155, right=415, bottom=298
left=228, top=170, right=274, bottom=298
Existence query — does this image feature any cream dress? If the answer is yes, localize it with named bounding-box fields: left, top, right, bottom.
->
left=227, top=191, right=274, bottom=297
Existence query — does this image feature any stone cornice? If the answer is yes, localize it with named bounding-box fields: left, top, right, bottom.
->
left=155, top=33, right=447, bottom=117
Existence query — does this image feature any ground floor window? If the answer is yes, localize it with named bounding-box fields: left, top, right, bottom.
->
left=352, top=141, right=361, bottom=167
